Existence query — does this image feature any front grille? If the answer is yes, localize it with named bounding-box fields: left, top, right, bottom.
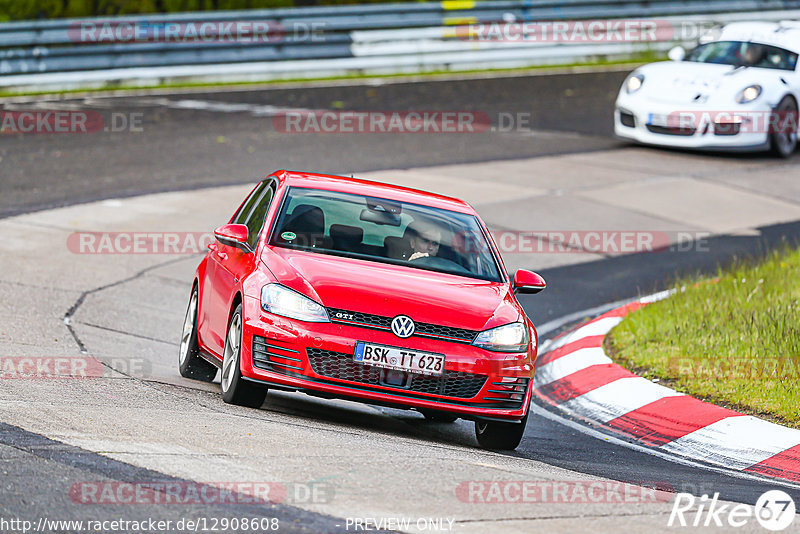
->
left=326, top=307, right=478, bottom=343
left=714, top=122, right=741, bottom=136
left=646, top=124, right=696, bottom=136
left=252, top=336, right=304, bottom=375
left=480, top=377, right=529, bottom=409
left=306, top=347, right=487, bottom=399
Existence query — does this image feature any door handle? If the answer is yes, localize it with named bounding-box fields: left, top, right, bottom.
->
left=217, top=251, right=228, bottom=260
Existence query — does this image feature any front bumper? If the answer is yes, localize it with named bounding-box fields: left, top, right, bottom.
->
left=614, top=96, right=771, bottom=152
left=239, top=295, right=534, bottom=422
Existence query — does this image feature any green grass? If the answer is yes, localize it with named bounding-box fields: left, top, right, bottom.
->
left=606, top=247, right=800, bottom=428
left=0, top=55, right=653, bottom=98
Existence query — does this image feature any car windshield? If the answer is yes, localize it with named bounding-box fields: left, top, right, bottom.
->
left=685, top=40, right=798, bottom=71
left=269, top=187, right=504, bottom=282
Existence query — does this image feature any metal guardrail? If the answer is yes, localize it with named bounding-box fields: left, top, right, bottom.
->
left=1, top=0, right=799, bottom=89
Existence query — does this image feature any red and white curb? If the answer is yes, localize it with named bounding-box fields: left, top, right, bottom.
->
left=534, top=294, right=800, bottom=484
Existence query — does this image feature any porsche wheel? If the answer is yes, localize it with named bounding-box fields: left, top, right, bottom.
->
left=770, top=96, right=798, bottom=158
left=221, top=304, right=268, bottom=408
left=475, top=412, right=528, bottom=450
left=178, top=286, right=218, bottom=382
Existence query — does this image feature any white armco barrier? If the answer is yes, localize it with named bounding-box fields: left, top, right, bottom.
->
left=2, top=8, right=800, bottom=92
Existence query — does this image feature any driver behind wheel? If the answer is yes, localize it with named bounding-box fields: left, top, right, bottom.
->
left=743, top=43, right=766, bottom=66
left=407, top=220, right=442, bottom=261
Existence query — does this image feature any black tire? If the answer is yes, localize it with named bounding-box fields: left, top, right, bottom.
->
left=178, top=286, right=218, bottom=382
left=770, top=96, right=798, bottom=158
left=220, top=304, right=268, bottom=408
left=420, top=409, right=459, bottom=423
left=475, top=412, right=528, bottom=450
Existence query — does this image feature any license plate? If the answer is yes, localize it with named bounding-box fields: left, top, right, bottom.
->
left=354, top=342, right=445, bottom=377
left=648, top=113, right=671, bottom=127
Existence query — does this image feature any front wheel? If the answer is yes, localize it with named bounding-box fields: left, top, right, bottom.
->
left=220, top=304, right=268, bottom=408
left=770, top=96, right=798, bottom=158
left=475, top=412, right=528, bottom=450
left=178, top=286, right=218, bottom=382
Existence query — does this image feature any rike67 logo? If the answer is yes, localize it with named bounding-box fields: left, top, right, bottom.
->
left=669, top=490, right=796, bottom=531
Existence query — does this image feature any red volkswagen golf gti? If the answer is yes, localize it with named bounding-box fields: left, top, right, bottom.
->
left=179, top=170, right=545, bottom=450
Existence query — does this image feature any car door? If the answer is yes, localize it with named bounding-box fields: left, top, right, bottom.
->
left=199, top=181, right=271, bottom=356
left=207, top=181, right=277, bottom=355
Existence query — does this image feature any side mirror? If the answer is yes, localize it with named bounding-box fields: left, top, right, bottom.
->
left=214, top=224, right=251, bottom=252
left=513, top=270, right=546, bottom=294
left=668, top=46, right=686, bottom=62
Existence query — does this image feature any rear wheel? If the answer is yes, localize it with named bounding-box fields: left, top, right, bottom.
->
left=178, top=287, right=218, bottom=382
left=220, top=304, right=268, bottom=408
left=770, top=96, right=798, bottom=158
left=420, top=409, right=458, bottom=423
left=475, top=412, right=528, bottom=450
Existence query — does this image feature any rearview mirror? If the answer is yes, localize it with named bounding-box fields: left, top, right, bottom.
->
left=214, top=224, right=251, bottom=252
left=668, top=46, right=686, bottom=62
left=360, top=208, right=401, bottom=226
left=513, top=270, right=546, bottom=294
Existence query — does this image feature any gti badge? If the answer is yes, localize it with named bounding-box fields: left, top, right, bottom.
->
left=391, top=315, right=415, bottom=338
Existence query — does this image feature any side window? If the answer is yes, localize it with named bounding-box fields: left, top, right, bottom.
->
left=245, top=184, right=275, bottom=249
left=232, top=182, right=267, bottom=226
left=229, top=181, right=276, bottom=250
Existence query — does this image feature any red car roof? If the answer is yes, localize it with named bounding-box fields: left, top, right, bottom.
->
left=269, top=170, right=477, bottom=215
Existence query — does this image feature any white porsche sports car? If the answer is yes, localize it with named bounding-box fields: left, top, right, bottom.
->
left=615, top=21, right=800, bottom=157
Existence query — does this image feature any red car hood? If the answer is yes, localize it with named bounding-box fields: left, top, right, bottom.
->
left=261, top=247, right=520, bottom=331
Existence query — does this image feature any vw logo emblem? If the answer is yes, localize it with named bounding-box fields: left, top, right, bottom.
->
left=391, top=315, right=415, bottom=338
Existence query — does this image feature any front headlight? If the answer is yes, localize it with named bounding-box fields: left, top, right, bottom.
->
left=736, top=85, right=762, bottom=104
left=626, top=74, right=644, bottom=94
left=261, top=284, right=329, bottom=322
left=472, top=322, right=529, bottom=353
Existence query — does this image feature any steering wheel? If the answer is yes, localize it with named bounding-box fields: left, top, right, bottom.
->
left=410, top=255, right=471, bottom=274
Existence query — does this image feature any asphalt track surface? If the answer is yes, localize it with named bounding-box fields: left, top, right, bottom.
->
left=0, top=69, right=625, bottom=219
left=3, top=68, right=800, bottom=531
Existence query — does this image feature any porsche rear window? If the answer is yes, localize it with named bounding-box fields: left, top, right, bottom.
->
left=269, top=187, right=504, bottom=282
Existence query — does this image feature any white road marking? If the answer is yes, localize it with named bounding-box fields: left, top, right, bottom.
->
left=132, top=97, right=316, bottom=117
left=534, top=346, right=611, bottom=388
left=660, top=416, right=800, bottom=471
left=559, top=377, right=684, bottom=424
left=530, top=403, right=800, bottom=490
left=542, top=316, right=622, bottom=354
left=537, top=296, right=633, bottom=339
